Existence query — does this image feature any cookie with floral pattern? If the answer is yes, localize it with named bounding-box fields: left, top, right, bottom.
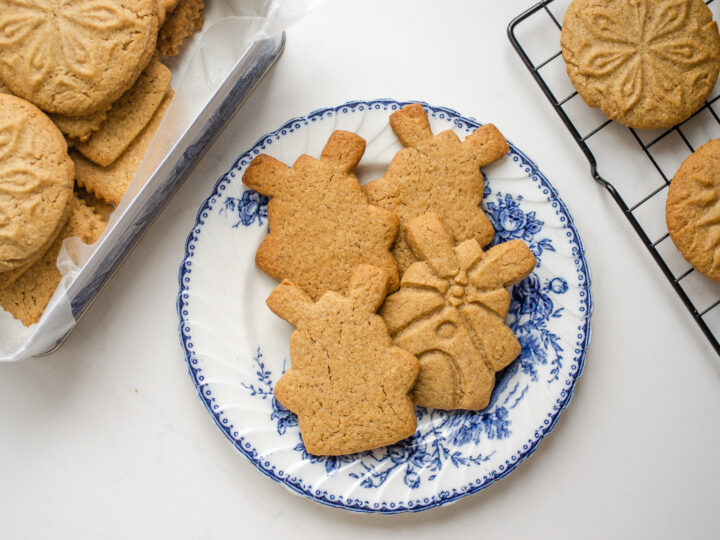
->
left=561, top=0, right=720, bottom=130
left=269, top=265, right=419, bottom=456
left=666, top=138, right=720, bottom=282
left=363, top=103, right=509, bottom=275
left=380, top=213, right=536, bottom=410
left=0, top=0, right=158, bottom=116
left=0, top=94, right=74, bottom=274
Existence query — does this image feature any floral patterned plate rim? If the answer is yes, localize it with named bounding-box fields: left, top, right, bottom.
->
left=177, top=99, right=592, bottom=514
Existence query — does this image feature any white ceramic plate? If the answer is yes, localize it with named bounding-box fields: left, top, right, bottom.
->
left=177, top=99, right=592, bottom=513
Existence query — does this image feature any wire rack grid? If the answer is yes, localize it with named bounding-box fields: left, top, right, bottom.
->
left=508, top=0, right=720, bottom=355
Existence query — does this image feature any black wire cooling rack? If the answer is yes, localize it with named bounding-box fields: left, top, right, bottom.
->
left=508, top=0, right=720, bottom=356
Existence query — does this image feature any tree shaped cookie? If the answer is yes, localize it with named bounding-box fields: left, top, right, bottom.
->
left=380, top=214, right=536, bottom=411
left=243, top=130, right=400, bottom=300
left=363, top=103, right=509, bottom=274
left=269, top=265, right=419, bottom=456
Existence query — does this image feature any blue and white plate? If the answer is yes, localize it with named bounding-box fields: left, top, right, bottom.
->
left=177, top=99, right=592, bottom=513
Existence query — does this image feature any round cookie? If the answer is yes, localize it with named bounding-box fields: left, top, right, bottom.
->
left=0, top=0, right=158, bottom=116
left=0, top=94, right=74, bottom=273
left=667, top=139, right=720, bottom=282
left=561, top=0, right=720, bottom=130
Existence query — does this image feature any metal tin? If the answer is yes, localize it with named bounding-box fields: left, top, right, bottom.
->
left=38, top=33, right=286, bottom=356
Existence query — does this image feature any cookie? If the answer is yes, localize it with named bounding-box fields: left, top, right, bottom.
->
left=243, top=130, right=400, bottom=301
left=0, top=196, right=106, bottom=326
left=51, top=107, right=110, bottom=143
left=0, top=0, right=159, bottom=116
left=158, top=0, right=180, bottom=25
left=380, top=213, right=536, bottom=410
left=75, top=186, right=115, bottom=222
left=0, top=94, right=74, bottom=273
left=73, top=90, right=173, bottom=205
left=0, top=197, right=72, bottom=290
left=561, top=0, right=720, bottom=130
left=363, top=103, right=508, bottom=275
left=666, top=138, right=720, bottom=282
left=157, top=0, right=205, bottom=56
left=269, top=265, right=419, bottom=456
left=74, top=60, right=172, bottom=166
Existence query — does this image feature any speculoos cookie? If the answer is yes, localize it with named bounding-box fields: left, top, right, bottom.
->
left=270, top=265, right=419, bottom=456
left=561, top=0, right=720, bottom=130
left=666, top=138, right=720, bottom=282
left=363, top=103, right=508, bottom=275
left=380, top=213, right=536, bottom=410
left=243, top=130, right=400, bottom=301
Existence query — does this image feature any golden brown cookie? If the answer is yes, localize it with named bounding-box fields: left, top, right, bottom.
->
left=666, top=138, right=720, bottom=282
left=270, top=265, right=419, bottom=456
left=0, top=196, right=106, bottom=326
left=73, top=90, right=173, bottom=205
left=0, top=0, right=159, bottom=116
left=243, top=130, right=400, bottom=301
left=380, top=213, right=536, bottom=410
left=75, top=186, right=115, bottom=222
left=157, top=0, right=180, bottom=25
left=363, top=103, right=508, bottom=275
left=157, top=0, right=205, bottom=56
left=74, top=60, right=172, bottom=166
left=0, top=94, right=74, bottom=273
left=51, top=107, right=111, bottom=143
left=0, top=197, right=71, bottom=290
left=561, top=0, right=720, bottom=130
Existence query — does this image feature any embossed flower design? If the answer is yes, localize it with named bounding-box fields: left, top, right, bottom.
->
left=562, top=0, right=720, bottom=128
left=381, top=214, right=537, bottom=410
left=0, top=0, right=134, bottom=88
left=0, top=119, right=40, bottom=197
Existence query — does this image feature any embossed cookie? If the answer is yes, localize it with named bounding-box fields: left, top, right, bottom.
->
left=73, top=90, right=173, bottom=205
left=0, top=196, right=106, bottom=326
left=380, top=213, right=536, bottom=410
left=157, top=0, right=205, bottom=56
left=561, top=0, right=720, bottom=130
left=270, top=265, right=419, bottom=456
left=243, top=130, right=400, bottom=301
left=0, top=94, right=74, bottom=273
left=0, top=198, right=71, bottom=290
left=51, top=107, right=110, bottom=143
left=0, top=0, right=159, bottom=116
left=74, top=60, right=172, bottom=166
left=666, top=138, right=720, bottom=282
left=363, top=103, right=508, bottom=274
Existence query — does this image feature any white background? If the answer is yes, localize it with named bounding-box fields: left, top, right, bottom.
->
left=2, top=1, right=720, bottom=538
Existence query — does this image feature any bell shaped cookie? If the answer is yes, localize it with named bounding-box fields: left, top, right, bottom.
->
left=269, top=265, right=419, bottom=456
left=363, top=103, right=509, bottom=274
left=380, top=213, right=536, bottom=411
left=243, top=130, right=400, bottom=301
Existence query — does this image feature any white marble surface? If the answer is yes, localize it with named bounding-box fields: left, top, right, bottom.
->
left=2, top=1, right=720, bottom=537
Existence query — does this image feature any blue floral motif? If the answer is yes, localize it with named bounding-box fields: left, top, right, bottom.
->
left=240, top=349, right=298, bottom=436
left=221, top=190, right=268, bottom=227
left=236, top=191, right=571, bottom=489
left=485, top=192, right=554, bottom=258
left=484, top=192, right=567, bottom=383
left=238, top=348, right=538, bottom=490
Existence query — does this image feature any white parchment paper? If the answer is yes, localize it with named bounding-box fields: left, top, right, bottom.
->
left=0, top=0, right=319, bottom=361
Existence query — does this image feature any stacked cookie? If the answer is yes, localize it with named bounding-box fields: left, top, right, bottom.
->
left=561, top=0, right=720, bottom=282
left=0, top=0, right=205, bottom=325
left=243, top=104, right=537, bottom=456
